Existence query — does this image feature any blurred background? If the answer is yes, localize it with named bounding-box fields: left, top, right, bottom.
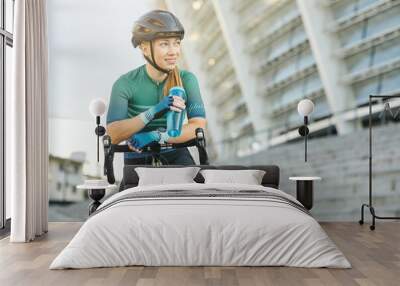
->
left=44, top=0, right=400, bottom=222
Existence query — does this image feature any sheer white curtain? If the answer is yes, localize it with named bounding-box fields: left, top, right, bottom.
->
left=9, top=0, right=49, bottom=242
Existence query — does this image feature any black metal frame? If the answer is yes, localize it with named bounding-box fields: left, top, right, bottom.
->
left=1, top=0, right=14, bottom=232
left=359, top=94, right=400, bottom=230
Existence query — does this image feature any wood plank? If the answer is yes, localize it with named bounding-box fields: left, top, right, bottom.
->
left=0, top=222, right=399, bottom=286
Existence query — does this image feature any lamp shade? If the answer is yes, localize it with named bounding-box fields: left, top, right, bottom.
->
left=297, top=99, right=314, bottom=116
left=89, top=99, right=106, bottom=117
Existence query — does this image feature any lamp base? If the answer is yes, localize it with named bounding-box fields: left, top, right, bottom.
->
left=298, top=125, right=309, bottom=136
left=95, top=125, right=106, bottom=136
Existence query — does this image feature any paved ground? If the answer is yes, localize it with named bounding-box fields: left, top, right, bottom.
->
left=48, top=201, right=89, bottom=222
left=48, top=189, right=118, bottom=222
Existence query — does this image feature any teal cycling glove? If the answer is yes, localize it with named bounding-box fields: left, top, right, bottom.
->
left=128, top=131, right=170, bottom=150
left=139, top=96, right=174, bottom=125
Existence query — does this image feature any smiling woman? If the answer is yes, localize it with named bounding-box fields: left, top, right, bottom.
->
left=106, top=10, right=207, bottom=166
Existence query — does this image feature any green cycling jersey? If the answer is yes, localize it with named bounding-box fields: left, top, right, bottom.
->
left=106, top=64, right=206, bottom=159
left=107, top=64, right=206, bottom=128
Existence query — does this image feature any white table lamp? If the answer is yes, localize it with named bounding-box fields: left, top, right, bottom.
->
left=297, top=99, right=315, bottom=162
left=89, top=99, right=107, bottom=162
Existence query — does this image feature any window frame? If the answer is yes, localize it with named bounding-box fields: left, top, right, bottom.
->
left=0, top=0, right=14, bottom=235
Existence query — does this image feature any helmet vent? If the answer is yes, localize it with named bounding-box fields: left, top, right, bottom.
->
left=148, top=18, right=165, bottom=27
left=136, top=26, right=151, bottom=33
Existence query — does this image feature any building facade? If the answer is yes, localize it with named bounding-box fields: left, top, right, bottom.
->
left=48, top=154, right=86, bottom=203
left=158, top=0, right=400, bottom=161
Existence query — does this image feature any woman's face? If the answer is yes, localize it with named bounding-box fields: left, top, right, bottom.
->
left=141, top=37, right=181, bottom=71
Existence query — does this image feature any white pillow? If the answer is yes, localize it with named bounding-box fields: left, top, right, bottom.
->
left=135, top=167, right=201, bottom=186
left=200, top=169, right=266, bottom=185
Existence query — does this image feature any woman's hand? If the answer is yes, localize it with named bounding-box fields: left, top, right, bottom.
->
left=127, top=131, right=161, bottom=152
left=139, top=95, right=186, bottom=125
left=153, top=95, right=186, bottom=114
left=170, top=95, right=186, bottom=112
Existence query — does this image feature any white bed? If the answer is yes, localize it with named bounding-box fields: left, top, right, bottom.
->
left=50, top=183, right=351, bottom=269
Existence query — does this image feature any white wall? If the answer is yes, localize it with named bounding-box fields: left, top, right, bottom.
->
left=47, top=0, right=155, bottom=177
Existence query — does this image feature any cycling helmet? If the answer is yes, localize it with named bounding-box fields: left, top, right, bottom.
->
left=132, top=10, right=184, bottom=74
left=132, top=10, right=184, bottom=48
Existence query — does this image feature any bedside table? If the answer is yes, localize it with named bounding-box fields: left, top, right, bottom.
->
left=289, top=177, right=321, bottom=210
left=77, top=180, right=115, bottom=215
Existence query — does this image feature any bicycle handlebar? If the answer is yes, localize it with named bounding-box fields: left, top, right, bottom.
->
left=103, top=128, right=209, bottom=184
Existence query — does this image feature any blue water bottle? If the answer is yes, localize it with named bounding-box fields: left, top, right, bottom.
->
left=167, top=86, right=186, bottom=137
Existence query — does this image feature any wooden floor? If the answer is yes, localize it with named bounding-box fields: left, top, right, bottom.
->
left=0, top=222, right=399, bottom=286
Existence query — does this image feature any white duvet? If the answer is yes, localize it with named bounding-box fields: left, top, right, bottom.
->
left=50, top=183, right=351, bottom=269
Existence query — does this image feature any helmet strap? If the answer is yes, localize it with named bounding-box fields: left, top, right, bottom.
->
left=143, top=41, right=172, bottom=75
